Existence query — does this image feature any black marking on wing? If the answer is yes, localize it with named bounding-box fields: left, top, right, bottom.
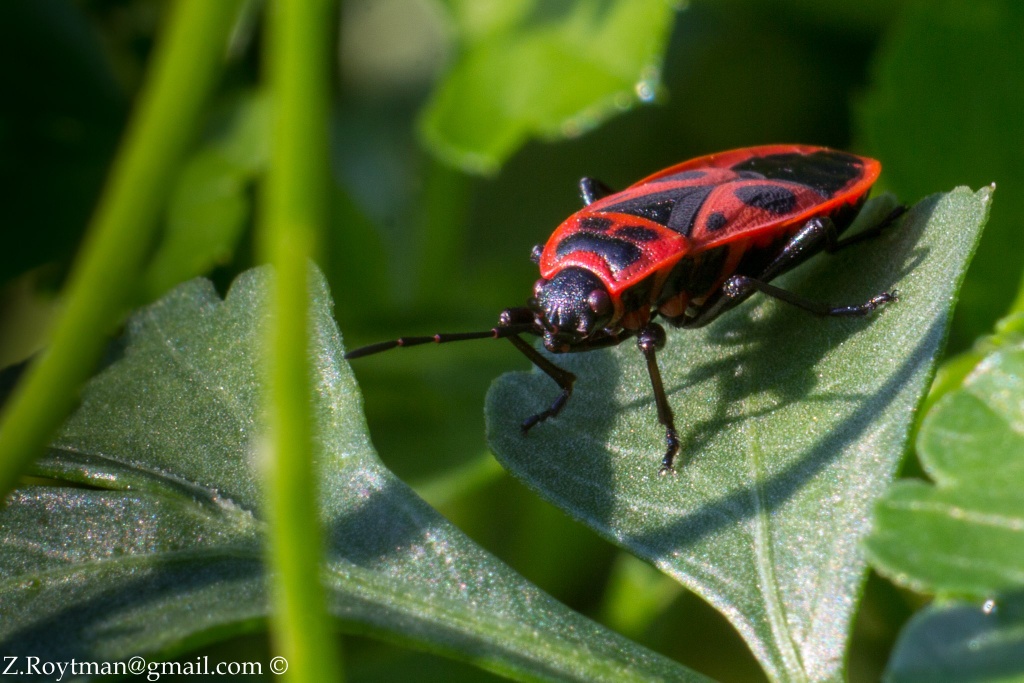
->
left=615, top=225, right=660, bottom=241
left=555, top=232, right=642, bottom=272
left=650, top=170, right=708, bottom=183
left=734, top=185, right=797, bottom=214
left=666, top=185, right=716, bottom=234
left=604, top=190, right=677, bottom=225
left=705, top=211, right=728, bottom=231
left=731, top=150, right=863, bottom=198
left=603, top=185, right=715, bottom=237
left=578, top=215, right=614, bottom=231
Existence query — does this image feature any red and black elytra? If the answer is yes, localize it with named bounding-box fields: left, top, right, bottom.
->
left=346, top=145, right=905, bottom=474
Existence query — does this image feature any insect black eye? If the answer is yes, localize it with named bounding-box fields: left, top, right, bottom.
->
left=588, top=289, right=611, bottom=317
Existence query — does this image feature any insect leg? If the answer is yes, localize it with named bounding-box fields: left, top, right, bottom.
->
left=828, top=204, right=907, bottom=252
left=720, top=275, right=897, bottom=317
left=579, top=177, right=616, bottom=206
left=507, top=327, right=639, bottom=433
left=758, top=205, right=908, bottom=283
left=506, top=335, right=577, bottom=433
left=679, top=207, right=906, bottom=329
left=637, top=323, right=680, bottom=474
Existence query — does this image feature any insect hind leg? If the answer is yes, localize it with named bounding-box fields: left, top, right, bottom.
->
left=757, top=204, right=907, bottom=284
left=677, top=205, right=905, bottom=329
left=721, top=275, right=897, bottom=317
left=827, top=204, right=907, bottom=252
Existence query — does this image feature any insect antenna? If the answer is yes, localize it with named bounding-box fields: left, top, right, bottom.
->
left=344, top=323, right=537, bottom=360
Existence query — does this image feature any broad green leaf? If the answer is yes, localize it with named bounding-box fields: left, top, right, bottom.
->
left=884, top=594, right=1024, bottom=683
left=488, top=188, right=991, bottom=682
left=865, top=341, right=1024, bottom=597
left=0, top=267, right=706, bottom=683
left=859, top=0, right=1024, bottom=350
left=421, top=0, right=677, bottom=175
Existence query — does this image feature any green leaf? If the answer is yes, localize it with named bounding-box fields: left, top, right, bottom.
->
left=487, top=188, right=991, bottom=682
left=0, top=267, right=706, bottom=683
left=143, top=92, right=269, bottom=300
left=918, top=311, right=1024, bottom=424
left=919, top=342, right=1024, bottom=488
left=869, top=482, right=1024, bottom=596
left=859, top=0, right=1024, bottom=350
left=865, top=340, right=1024, bottom=598
left=864, top=212, right=1024, bottom=681
left=421, top=0, right=677, bottom=175
left=884, top=594, right=1024, bottom=683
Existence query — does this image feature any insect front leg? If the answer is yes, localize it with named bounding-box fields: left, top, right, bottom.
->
left=636, top=323, right=681, bottom=474
left=498, top=306, right=579, bottom=432
left=505, top=335, right=577, bottom=433
left=507, top=328, right=637, bottom=434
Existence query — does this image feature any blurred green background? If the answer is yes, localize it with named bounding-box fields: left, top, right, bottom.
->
left=1, top=0, right=1021, bottom=680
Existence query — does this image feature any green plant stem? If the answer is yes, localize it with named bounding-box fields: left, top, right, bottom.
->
left=0, top=0, right=242, bottom=498
left=261, top=0, right=343, bottom=681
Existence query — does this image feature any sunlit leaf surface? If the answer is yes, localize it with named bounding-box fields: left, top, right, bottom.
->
left=0, top=267, right=706, bottom=683
left=489, top=188, right=991, bottom=681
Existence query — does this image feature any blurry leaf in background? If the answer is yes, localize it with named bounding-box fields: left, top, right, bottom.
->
left=0, top=274, right=60, bottom=368
left=870, top=483, right=1024, bottom=596
left=859, top=0, right=1024, bottom=352
left=856, top=241, right=1024, bottom=683
left=0, top=0, right=125, bottom=285
left=421, top=0, right=679, bottom=175
left=883, top=593, right=1024, bottom=683
left=142, top=92, right=268, bottom=300
left=488, top=188, right=991, bottom=682
left=0, top=266, right=707, bottom=683
left=334, top=0, right=460, bottom=308
left=866, top=340, right=1024, bottom=595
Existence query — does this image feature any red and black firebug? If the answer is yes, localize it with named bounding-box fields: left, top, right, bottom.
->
left=346, top=145, right=905, bottom=474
